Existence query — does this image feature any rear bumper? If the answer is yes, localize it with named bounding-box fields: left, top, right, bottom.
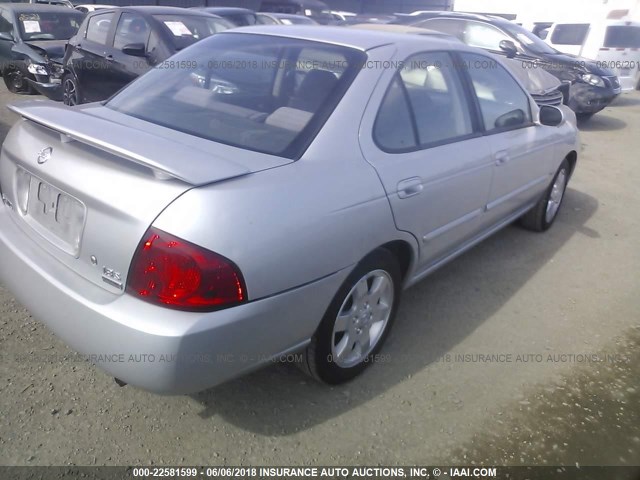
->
left=0, top=205, right=349, bottom=394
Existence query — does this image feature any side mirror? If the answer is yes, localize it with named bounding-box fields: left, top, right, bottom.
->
left=538, top=105, right=565, bottom=127
left=499, top=39, right=518, bottom=58
left=0, top=32, right=13, bottom=41
left=122, top=43, right=146, bottom=57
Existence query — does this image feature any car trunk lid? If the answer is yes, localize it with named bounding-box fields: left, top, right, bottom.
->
left=0, top=101, right=291, bottom=294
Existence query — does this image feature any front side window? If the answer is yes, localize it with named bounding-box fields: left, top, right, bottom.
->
left=416, top=18, right=465, bottom=41
left=551, top=24, right=590, bottom=46
left=17, top=11, right=82, bottom=41
left=113, top=13, right=150, bottom=51
left=0, top=11, right=13, bottom=36
left=85, top=12, right=114, bottom=45
left=107, top=33, right=364, bottom=158
left=461, top=53, right=532, bottom=132
left=154, top=15, right=231, bottom=50
left=463, top=21, right=512, bottom=51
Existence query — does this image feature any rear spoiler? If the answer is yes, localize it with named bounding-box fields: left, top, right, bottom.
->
left=7, top=101, right=252, bottom=186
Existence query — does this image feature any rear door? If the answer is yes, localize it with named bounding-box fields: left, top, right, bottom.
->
left=460, top=52, right=556, bottom=222
left=70, top=10, right=117, bottom=101
left=360, top=51, right=495, bottom=271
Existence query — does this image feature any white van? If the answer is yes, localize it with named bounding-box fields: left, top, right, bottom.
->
left=542, top=20, right=640, bottom=91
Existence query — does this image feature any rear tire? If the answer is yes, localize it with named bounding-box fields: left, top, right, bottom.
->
left=62, top=73, right=81, bottom=106
left=300, top=248, right=402, bottom=384
left=519, top=159, right=570, bottom=232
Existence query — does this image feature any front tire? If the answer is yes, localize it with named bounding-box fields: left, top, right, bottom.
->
left=3, top=68, right=32, bottom=94
left=301, top=248, right=402, bottom=384
left=520, top=159, right=570, bottom=232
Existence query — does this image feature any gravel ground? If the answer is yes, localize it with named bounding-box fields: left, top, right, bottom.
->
left=0, top=88, right=639, bottom=468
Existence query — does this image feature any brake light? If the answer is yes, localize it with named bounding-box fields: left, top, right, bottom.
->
left=126, top=227, right=246, bottom=311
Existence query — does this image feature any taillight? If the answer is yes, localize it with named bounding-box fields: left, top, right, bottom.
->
left=126, top=227, right=246, bottom=312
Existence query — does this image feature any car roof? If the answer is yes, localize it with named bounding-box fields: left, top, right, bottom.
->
left=98, top=6, right=220, bottom=16
left=404, top=11, right=511, bottom=25
left=227, top=25, right=469, bottom=51
left=350, top=23, right=453, bottom=37
left=198, top=7, right=255, bottom=14
left=0, top=3, right=81, bottom=13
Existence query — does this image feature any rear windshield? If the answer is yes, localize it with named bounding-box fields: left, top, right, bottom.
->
left=550, top=23, right=590, bottom=46
left=154, top=14, right=232, bottom=50
left=107, top=33, right=364, bottom=159
left=604, top=25, right=640, bottom=48
left=17, top=11, right=83, bottom=41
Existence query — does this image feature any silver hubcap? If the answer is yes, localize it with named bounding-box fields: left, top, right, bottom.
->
left=546, top=169, right=567, bottom=223
left=331, top=270, right=394, bottom=368
left=63, top=79, right=77, bottom=106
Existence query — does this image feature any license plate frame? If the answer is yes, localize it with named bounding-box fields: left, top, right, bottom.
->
left=17, top=168, right=86, bottom=256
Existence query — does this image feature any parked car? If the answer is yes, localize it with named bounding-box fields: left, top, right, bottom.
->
left=59, top=6, right=233, bottom=105
left=0, top=27, right=579, bottom=394
left=74, top=4, right=112, bottom=14
left=256, top=12, right=318, bottom=25
left=329, top=10, right=356, bottom=23
left=26, top=0, right=74, bottom=8
left=407, top=12, right=621, bottom=119
left=0, top=4, right=83, bottom=95
left=351, top=23, right=572, bottom=112
left=540, top=19, right=640, bottom=91
left=190, top=7, right=257, bottom=27
left=259, top=0, right=334, bottom=24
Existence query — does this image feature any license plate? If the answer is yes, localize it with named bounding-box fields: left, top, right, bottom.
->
left=17, top=168, right=86, bottom=256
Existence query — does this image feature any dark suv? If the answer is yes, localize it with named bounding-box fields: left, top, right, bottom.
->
left=59, top=6, right=232, bottom=105
left=407, top=12, right=621, bottom=119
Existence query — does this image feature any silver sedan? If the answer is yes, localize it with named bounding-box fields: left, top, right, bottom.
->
left=0, top=26, right=580, bottom=393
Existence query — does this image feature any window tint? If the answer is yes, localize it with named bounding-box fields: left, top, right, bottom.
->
left=0, top=11, right=13, bottom=36
left=374, top=76, right=417, bottom=151
left=107, top=34, right=364, bottom=159
left=17, top=12, right=82, bottom=41
left=154, top=15, right=231, bottom=50
left=374, top=52, right=474, bottom=151
left=462, top=53, right=531, bottom=131
left=114, top=13, right=150, bottom=51
left=416, top=18, right=464, bottom=41
left=86, top=12, right=113, bottom=45
left=551, top=24, right=590, bottom=46
left=604, top=26, right=640, bottom=48
left=463, top=22, right=512, bottom=51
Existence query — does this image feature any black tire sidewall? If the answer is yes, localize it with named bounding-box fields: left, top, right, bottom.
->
left=541, top=159, right=570, bottom=231
left=311, top=248, right=402, bottom=384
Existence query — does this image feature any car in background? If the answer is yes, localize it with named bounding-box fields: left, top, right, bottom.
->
left=407, top=12, right=620, bottom=119
left=190, top=7, right=257, bottom=27
left=351, top=23, right=572, bottom=113
left=74, top=4, right=112, bottom=14
left=0, top=27, right=579, bottom=393
left=26, top=0, right=74, bottom=8
left=60, top=6, right=232, bottom=105
left=256, top=12, right=318, bottom=25
left=259, top=0, right=334, bottom=24
left=329, top=10, right=356, bottom=23
left=0, top=4, right=83, bottom=94
left=541, top=19, right=640, bottom=91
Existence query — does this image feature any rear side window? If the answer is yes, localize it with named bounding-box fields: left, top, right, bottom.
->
left=86, top=12, right=113, bottom=45
left=604, top=25, right=640, bottom=48
left=461, top=53, right=532, bottom=132
left=550, top=24, right=590, bottom=46
left=374, top=52, right=474, bottom=152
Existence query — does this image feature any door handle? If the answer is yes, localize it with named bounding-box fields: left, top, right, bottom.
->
left=397, top=177, right=423, bottom=199
left=105, top=54, right=114, bottom=62
left=494, top=150, right=510, bottom=166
